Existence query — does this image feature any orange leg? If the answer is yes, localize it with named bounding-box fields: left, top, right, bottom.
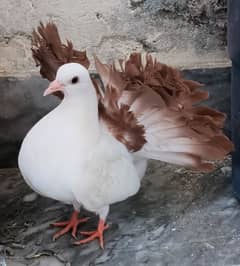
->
left=52, top=210, right=89, bottom=240
left=74, top=219, right=109, bottom=249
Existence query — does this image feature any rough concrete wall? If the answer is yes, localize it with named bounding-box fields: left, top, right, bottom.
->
left=0, top=0, right=229, bottom=76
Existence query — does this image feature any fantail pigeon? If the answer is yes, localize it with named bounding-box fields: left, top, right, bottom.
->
left=18, top=22, right=233, bottom=249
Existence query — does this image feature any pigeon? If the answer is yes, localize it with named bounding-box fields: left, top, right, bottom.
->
left=18, top=62, right=141, bottom=248
left=18, top=22, right=234, bottom=249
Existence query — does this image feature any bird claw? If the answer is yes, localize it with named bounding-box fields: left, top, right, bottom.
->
left=74, top=219, right=109, bottom=249
left=51, top=211, right=89, bottom=240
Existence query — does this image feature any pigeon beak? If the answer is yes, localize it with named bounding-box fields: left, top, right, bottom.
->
left=43, top=80, right=64, bottom=96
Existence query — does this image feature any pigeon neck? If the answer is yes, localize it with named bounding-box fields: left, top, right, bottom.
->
left=60, top=85, right=100, bottom=137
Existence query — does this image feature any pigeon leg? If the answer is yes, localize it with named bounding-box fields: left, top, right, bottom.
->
left=74, top=218, right=109, bottom=249
left=52, top=210, right=89, bottom=240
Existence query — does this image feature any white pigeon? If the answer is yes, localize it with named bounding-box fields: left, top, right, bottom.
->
left=18, top=22, right=233, bottom=249
left=18, top=63, right=141, bottom=248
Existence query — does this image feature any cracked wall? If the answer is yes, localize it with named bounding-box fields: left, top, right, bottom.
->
left=0, top=0, right=229, bottom=76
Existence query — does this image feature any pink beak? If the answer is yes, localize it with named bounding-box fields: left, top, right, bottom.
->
left=43, top=80, right=64, bottom=96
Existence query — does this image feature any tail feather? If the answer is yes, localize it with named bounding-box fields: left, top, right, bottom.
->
left=32, top=22, right=89, bottom=82
left=96, top=53, right=233, bottom=171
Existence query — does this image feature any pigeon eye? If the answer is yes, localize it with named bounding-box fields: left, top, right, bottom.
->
left=71, top=76, right=79, bottom=84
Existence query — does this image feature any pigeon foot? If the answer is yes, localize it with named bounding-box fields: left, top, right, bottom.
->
left=52, top=210, right=89, bottom=240
left=74, top=219, right=109, bottom=249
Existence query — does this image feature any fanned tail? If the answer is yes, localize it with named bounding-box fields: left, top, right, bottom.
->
left=96, top=53, right=233, bottom=172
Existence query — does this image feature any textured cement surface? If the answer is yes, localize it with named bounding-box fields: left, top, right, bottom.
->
left=0, top=157, right=239, bottom=266
left=0, top=67, right=231, bottom=168
left=0, top=0, right=229, bottom=76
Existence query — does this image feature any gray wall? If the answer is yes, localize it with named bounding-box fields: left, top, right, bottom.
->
left=0, top=0, right=229, bottom=77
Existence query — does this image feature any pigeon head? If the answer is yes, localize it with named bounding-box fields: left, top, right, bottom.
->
left=43, top=63, right=92, bottom=97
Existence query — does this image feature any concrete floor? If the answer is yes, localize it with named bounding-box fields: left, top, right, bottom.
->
left=0, top=157, right=239, bottom=266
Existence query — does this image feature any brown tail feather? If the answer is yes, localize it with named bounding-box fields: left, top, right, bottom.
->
left=32, top=22, right=90, bottom=82
left=96, top=53, right=234, bottom=171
